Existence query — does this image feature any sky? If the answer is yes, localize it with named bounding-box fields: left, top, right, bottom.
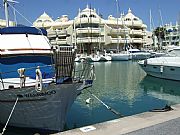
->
left=0, top=0, right=179, bottom=30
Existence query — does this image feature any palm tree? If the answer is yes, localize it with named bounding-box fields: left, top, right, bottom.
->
left=153, top=26, right=166, bottom=50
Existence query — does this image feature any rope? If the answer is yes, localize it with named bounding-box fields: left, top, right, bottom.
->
left=1, top=97, right=19, bottom=135
left=87, top=89, right=123, bottom=117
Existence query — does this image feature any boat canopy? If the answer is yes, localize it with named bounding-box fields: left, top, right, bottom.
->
left=0, top=27, right=51, bottom=55
left=0, top=27, right=47, bottom=36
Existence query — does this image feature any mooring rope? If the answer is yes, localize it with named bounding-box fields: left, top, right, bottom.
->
left=1, top=97, right=19, bottom=135
left=87, top=89, right=123, bottom=117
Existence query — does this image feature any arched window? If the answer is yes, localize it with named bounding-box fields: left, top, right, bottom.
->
left=80, top=14, right=88, bottom=18
left=37, top=20, right=42, bottom=23
left=133, top=18, right=138, bottom=21
left=44, top=20, right=51, bottom=23
left=89, top=14, right=96, bottom=18
left=125, top=18, right=131, bottom=21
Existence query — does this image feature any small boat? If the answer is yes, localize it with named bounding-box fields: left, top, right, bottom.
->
left=129, top=48, right=151, bottom=60
left=86, top=54, right=101, bottom=62
left=74, top=54, right=87, bottom=62
left=109, top=51, right=129, bottom=61
left=100, top=50, right=112, bottom=61
left=138, top=56, right=180, bottom=81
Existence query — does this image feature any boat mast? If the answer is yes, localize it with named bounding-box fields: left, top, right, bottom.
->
left=116, top=0, right=119, bottom=53
left=3, top=0, right=19, bottom=27
left=4, top=0, right=9, bottom=27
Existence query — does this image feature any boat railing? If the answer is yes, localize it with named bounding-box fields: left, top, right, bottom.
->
left=73, top=62, right=95, bottom=82
left=0, top=64, right=55, bottom=90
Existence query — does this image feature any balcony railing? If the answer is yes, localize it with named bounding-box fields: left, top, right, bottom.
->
left=131, top=38, right=143, bottom=43
left=76, top=27, right=101, bottom=34
left=129, top=30, right=142, bottom=35
left=76, top=37, right=104, bottom=43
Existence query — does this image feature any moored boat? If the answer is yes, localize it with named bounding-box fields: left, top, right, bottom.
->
left=0, top=26, right=95, bottom=133
left=138, top=56, right=180, bottom=81
left=129, top=48, right=151, bottom=60
left=109, top=51, right=130, bottom=61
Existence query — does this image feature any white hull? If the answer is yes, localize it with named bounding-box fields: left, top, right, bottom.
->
left=110, top=53, right=129, bottom=61
left=100, top=55, right=112, bottom=61
left=130, top=52, right=151, bottom=60
left=0, top=82, right=82, bottom=132
left=75, top=54, right=87, bottom=62
left=138, top=57, right=180, bottom=81
left=86, top=55, right=101, bottom=62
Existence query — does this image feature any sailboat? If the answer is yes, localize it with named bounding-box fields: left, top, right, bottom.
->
left=109, top=0, right=129, bottom=61
left=0, top=0, right=95, bottom=133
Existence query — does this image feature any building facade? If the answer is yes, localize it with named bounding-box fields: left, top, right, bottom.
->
left=33, top=6, right=150, bottom=54
left=163, top=22, right=180, bottom=46
left=0, top=19, right=15, bottom=28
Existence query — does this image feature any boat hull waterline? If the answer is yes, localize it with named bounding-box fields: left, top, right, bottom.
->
left=0, top=82, right=82, bottom=132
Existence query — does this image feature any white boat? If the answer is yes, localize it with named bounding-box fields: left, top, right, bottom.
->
left=0, top=26, right=95, bottom=133
left=100, top=51, right=112, bottom=61
left=129, top=48, right=151, bottom=60
left=109, top=51, right=130, bottom=61
left=74, top=53, right=87, bottom=62
left=86, top=54, right=101, bottom=62
left=0, top=1, right=95, bottom=133
left=150, top=51, right=166, bottom=58
left=138, top=57, right=180, bottom=81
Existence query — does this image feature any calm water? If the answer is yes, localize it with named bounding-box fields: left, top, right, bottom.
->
left=1, top=61, right=180, bottom=134
left=66, top=61, right=180, bottom=129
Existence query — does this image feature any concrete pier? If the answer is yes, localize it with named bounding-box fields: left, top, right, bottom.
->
left=51, top=104, right=180, bottom=135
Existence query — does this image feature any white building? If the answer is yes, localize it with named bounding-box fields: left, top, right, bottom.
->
left=33, top=6, right=149, bottom=54
left=163, top=22, right=180, bottom=46
left=0, top=19, right=15, bottom=28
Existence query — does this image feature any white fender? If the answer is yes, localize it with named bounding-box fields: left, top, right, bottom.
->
left=160, top=65, right=164, bottom=73
left=17, top=68, right=26, bottom=88
left=35, top=67, right=42, bottom=92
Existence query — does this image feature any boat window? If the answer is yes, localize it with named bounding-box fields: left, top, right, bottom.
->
left=133, top=18, right=138, bottom=21
left=153, top=66, right=157, bottom=68
left=170, top=68, right=175, bottom=71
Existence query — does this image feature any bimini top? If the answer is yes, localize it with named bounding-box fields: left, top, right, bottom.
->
left=0, top=26, right=51, bottom=55
left=0, top=26, right=47, bottom=36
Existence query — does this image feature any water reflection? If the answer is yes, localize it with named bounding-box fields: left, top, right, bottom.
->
left=140, top=76, right=180, bottom=105
left=76, top=61, right=146, bottom=107
left=67, top=61, right=180, bottom=130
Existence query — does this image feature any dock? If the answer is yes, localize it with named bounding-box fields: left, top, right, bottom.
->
left=51, top=104, right=180, bottom=135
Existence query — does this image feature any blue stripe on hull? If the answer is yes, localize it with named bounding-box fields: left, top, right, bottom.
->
left=0, top=55, right=55, bottom=79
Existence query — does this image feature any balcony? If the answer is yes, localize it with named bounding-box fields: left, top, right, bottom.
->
left=124, top=21, right=142, bottom=27
left=48, top=30, right=68, bottom=38
left=50, top=38, right=67, bottom=45
left=110, top=28, right=129, bottom=35
left=111, top=38, right=130, bottom=44
left=75, top=18, right=101, bottom=24
left=76, top=37, right=104, bottom=43
left=129, top=30, right=142, bottom=35
left=76, top=27, right=101, bottom=34
left=56, top=30, right=67, bottom=36
left=131, top=38, right=143, bottom=44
